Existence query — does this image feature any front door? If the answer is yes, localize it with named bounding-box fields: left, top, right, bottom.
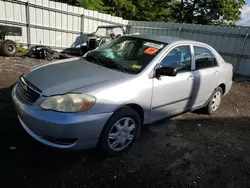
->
left=150, top=45, right=196, bottom=122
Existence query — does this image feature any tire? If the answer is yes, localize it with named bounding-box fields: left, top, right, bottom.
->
left=98, top=106, right=141, bottom=157
left=204, top=87, right=223, bottom=115
left=0, top=40, right=17, bottom=56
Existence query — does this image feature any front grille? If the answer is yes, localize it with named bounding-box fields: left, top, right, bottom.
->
left=17, top=77, right=41, bottom=105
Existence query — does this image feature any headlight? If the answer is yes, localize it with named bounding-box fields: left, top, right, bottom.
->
left=40, top=93, right=96, bottom=112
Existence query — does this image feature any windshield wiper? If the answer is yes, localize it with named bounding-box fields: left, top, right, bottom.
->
left=85, top=53, right=105, bottom=67
left=96, top=55, right=126, bottom=73
left=86, top=51, right=127, bottom=73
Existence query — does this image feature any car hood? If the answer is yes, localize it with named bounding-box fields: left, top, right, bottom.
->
left=25, top=58, right=129, bottom=96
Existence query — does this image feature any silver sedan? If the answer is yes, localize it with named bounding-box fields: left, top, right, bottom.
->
left=12, top=35, right=233, bottom=156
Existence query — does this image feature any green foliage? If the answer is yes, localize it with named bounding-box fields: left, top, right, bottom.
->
left=17, top=45, right=28, bottom=54
left=217, top=0, right=246, bottom=26
left=132, top=0, right=174, bottom=22
left=56, top=0, right=246, bottom=26
left=102, top=0, right=176, bottom=22
left=103, top=0, right=137, bottom=18
left=76, top=0, right=103, bottom=11
left=175, top=0, right=246, bottom=25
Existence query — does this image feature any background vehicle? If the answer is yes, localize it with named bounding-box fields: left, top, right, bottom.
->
left=59, top=25, right=125, bottom=58
left=12, top=35, right=233, bottom=156
left=27, top=45, right=55, bottom=61
left=0, top=25, right=22, bottom=56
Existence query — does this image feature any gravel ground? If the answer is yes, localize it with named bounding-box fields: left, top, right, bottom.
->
left=1, top=56, right=250, bottom=188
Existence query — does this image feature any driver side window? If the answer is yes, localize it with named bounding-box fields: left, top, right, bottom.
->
left=160, top=45, right=191, bottom=72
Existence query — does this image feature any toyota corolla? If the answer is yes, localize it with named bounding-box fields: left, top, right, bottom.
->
left=12, top=35, right=233, bottom=156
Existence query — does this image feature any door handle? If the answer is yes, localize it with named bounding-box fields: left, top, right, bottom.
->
left=214, top=70, right=220, bottom=75
left=187, top=75, right=194, bottom=80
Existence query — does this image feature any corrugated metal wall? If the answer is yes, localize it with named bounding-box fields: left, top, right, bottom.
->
left=128, top=21, right=250, bottom=77
left=0, top=0, right=128, bottom=49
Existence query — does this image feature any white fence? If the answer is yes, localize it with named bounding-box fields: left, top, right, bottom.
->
left=0, top=0, right=128, bottom=49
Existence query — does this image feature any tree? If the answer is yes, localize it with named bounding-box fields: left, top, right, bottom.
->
left=176, top=0, right=246, bottom=25
left=76, top=0, right=103, bottom=11
left=52, top=0, right=245, bottom=26
left=132, top=0, right=175, bottom=22
left=103, top=0, right=176, bottom=22
left=103, top=0, right=137, bottom=19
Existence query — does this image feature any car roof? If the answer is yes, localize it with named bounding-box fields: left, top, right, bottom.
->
left=127, top=35, right=201, bottom=45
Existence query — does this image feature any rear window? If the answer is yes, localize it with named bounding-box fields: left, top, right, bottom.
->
left=194, top=46, right=218, bottom=69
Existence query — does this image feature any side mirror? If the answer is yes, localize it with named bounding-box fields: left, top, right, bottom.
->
left=155, top=66, right=178, bottom=77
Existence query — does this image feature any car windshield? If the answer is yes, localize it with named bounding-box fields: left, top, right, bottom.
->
left=85, top=36, right=167, bottom=74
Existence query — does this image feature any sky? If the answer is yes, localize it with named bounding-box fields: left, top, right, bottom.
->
left=237, top=0, right=250, bottom=26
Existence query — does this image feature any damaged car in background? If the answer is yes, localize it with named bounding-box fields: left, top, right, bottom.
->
left=59, top=25, right=125, bottom=59
left=12, top=35, right=233, bottom=156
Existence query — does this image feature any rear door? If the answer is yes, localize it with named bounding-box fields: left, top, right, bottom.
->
left=192, top=45, right=220, bottom=107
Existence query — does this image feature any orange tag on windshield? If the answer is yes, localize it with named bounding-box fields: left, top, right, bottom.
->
left=144, top=47, right=159, bottom=55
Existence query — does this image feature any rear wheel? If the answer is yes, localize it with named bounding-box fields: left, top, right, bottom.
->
left=0, top=40, right=17, bottom=56
left=98, top=106, right=141, bottom=157
left=204, top=87, right=223, bottom=115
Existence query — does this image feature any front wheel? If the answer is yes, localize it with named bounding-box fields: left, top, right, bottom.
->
left=98, top=106, right=141, bottom=157
left=204, top=87, right=223, bottom=115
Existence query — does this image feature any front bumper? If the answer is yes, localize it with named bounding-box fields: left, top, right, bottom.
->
left=12, top=85, right=112, bottom=150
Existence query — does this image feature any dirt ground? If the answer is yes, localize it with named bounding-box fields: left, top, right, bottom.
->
left=1, top=56, right=250, bottom=188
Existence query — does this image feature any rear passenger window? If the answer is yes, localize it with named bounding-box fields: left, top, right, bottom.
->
left=194, top=46, right=217, bottom=70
